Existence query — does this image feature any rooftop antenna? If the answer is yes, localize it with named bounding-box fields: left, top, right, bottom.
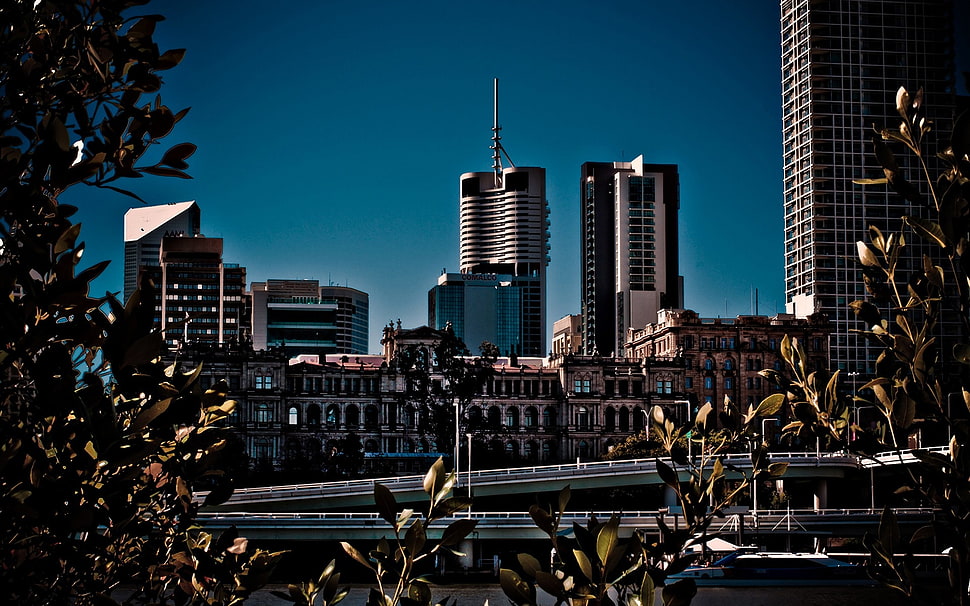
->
left=490, top=77, right=514, bottom=188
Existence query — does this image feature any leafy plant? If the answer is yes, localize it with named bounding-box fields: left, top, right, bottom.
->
left=0, top=1, right=278, bottom=603
left=339, top=457, right=478, bottom=606
left=770, top=86, right=970, bottom=602
left=501, top=398, right=784, bottom=606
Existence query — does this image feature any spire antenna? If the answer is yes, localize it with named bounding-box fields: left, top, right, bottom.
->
left=491, top=77, right=503, bottom=187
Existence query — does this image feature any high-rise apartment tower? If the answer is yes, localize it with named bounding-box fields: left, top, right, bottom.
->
left=143, top=235, right=248, bottom=347
left=123, top=201, right=200, bottom=302
left=453, top=79, right=550, bottom=356
left=581, top=157, right=682, bottom=357
left=781, top=0, right=955, bottom=375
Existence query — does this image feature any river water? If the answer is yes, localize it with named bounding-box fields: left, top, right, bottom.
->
left=242, top=583, right=919, bottom=606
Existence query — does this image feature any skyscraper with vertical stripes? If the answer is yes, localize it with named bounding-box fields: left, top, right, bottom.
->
left=433, top=79, right=550, bottom=356
left=780, top=0, right=956, bottom=376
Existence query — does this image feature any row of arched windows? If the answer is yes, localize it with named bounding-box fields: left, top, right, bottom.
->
left=466, top=405, right=557, bottom=429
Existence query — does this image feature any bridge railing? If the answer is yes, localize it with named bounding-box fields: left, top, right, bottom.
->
left=202, top=447, right=949, bottom=504
left=197, top=507, right=936, bottom=525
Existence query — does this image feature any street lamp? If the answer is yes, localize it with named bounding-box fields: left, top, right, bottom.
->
left=466, top=432, right=473, bottom=516
left=454, top=402, right=461, bottom=488
left=761, top=417, right=781, bottom=446
left=674, top=400, right=693, bottom=459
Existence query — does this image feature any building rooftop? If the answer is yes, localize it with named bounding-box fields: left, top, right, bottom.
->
left=123, top=200, right=197, bottom=241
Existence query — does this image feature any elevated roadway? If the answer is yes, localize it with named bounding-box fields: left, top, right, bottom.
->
left=204, top=451, right=877, bottom=513
left=197, top=507, right=934, bottom=542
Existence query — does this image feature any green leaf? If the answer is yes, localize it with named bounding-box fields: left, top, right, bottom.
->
left=856, top=241, right=880, bottom=267
left=534, top=570, right=566, bottom=598
left=340, top=542, right=374, bottom=571
left=430, top=496, right=472, bottom=520
left=499, top=568, right=535, bottom=606
left=953, top=343, right=970, bottom=365
left=754, top=393, right=785, bottom=417
left=517, top=552, right=542, bottom=577
left=557, top=485, right=571, bottom=518
left=130, top=397, right=171, bottom=431
left=780, top=334, right=792, bottom=364
left=573, top=548, right=593, bottom=581
left=655, top=459, right=679, bottom=489
left=596, top=515, right=619, bottom=566
left=55, top=223, right=82, bottom=255
left=156, top=48, right=187, bottom=70
left=528, top=504, right=556, bottom=535
left=160, top=142, right=196, bottom=169
left=423, top=457, right=445, bottom=497
left=904, top=215, right=947, bottom=249
left=768, top=462, right=789, bottom=477
left=374, top=483, right=397, bottom=527
left=661, top=579, right=697, bottom=606
left=640, top=570, right=656, bottom=606
left=404, top=519, right=427, bottom=555
left=438, top=518, right=477, bottom=547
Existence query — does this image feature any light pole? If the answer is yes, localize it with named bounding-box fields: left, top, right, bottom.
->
left=466, top=432, right=473, bottom=515
left=761, top=417, right=781, bottom=446
left=674, top=400, right=693, bottom=459
left=753, top=418, right=781, bottom=531
left=853, top=404, right=880, bottom=511
left=454, top=402, right=461, bottom=488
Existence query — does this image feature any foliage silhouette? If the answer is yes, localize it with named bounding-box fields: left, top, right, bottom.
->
left=0, top=1, right=279, bottom=603
left=774, top=86, right=970, bottom=603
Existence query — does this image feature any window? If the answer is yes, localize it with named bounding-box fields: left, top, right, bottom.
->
left=577, top=407, right=590, bottom=431
left=255, top=374, right=273, bottom=390
left=287, top=407, right=298, bottom=425
left=704, top=377, right=714, bottom=390
left=524, top=406, right=538, bottom=427
left=506, top=407, right=519, bottom=428
left=543, top=407, right=557, bottom=427
left=704, top=359, right=714, bottom=371
left=724, top=358, right=734, bottom=370
left=725, top=377, right=734, bottom=390
left=255, top=403, right=273, bottom=424
left=685, top=377, right=693, bottom=389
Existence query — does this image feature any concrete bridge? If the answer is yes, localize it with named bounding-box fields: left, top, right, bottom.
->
left=202, top=448, right=945, bottom=513
left=197, top=507, right=935, bottom=542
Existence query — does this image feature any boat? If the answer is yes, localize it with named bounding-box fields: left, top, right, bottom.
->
left=668, top=551, right=875, bottom=586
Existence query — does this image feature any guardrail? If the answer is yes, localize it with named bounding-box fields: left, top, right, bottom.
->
left=198, top=447, right=949, bottom=505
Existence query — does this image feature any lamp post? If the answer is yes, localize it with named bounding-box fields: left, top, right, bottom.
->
left=761, top=417, right=781, bottom=447
left=853, top=404, right=879, bottom=511
left=466, top=433, right=473, bottom=516
left=752, top=418, right=782, bottom=530
left=674, top=400, right=693, bottom=459
left=454, top=402, right=461, bottom=488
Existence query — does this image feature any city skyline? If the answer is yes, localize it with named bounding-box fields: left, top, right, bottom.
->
left=66, top=1, right=968, bottom=354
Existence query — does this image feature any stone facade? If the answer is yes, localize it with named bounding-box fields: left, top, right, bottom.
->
left=177, top=311, right=830, bottom=477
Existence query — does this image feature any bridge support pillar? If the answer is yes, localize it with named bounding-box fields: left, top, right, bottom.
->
left=813, top=478, right=828, bottom=511
left=663, top=484, right=678, bottom=508
left=457, top=539, right=475, bottom=571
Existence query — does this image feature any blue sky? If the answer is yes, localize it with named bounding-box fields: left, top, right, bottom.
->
left=65, top=1, right=946, bottom=353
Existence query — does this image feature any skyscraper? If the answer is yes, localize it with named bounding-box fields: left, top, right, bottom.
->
left=780, top=0, right=956, bottom=374
left=143, top=235, right=248, bottom=347
left=123, top=201, right=200, bottom=303
left=581, top=156, right=682, bottom=357
left=449, top=79, right=550, bottom=356
left=251, top=279, right=369, bottom=355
